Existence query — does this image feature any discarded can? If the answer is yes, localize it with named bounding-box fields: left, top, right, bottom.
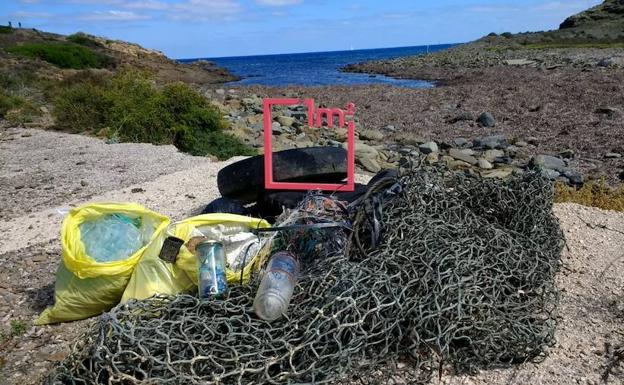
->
left=253, top=251, right=299, bottom=322
left=196, top=240, right=228, bottom=298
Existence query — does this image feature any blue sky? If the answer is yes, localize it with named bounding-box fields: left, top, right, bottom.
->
left=1, top=0, right=601, bottom=58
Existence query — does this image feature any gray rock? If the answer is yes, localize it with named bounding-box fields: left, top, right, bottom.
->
left=449, top=148, right=478, bottom=165
left=595, top=107, right=622, bottom=118
left=478, top=158, right=493, bottom=170
left=562, top=169, right=584, bottom=185
left=276, top=116, right=296, bottom=127
left=605, top=152, right=622, bottom=159
left=597, top=57, right=624, bottom=67
left=425, top=152, right=439, bottom=164
left=526, top=137, right=539, bottom=146
left=477, top=112, right=496, bottom=127
left=482, top=168, right=513, bottom=178
left=505, top=145, right=519, bottom=158
left=540, top=169, right=560, bottom=180
left=459, top=148, right=476, bottom=156
left=382, top=125, right=396, bottom=132
left=395, top=134, right=426, bottom=146
left=531, top=155, right=566, bottom=171
left=358, top=157, right=382, bottom=173
left=347, top=141, right=379, bottom=158
left=477, top=135, right=507, bottom=149
left=419, top=141, right=439, bottom=155
left=359, top=129, right=384, bottom=141
left=504, top=59, right=537, bottom=66
left=483, top=149, right=505, bottom=162
left=453, top=138, right=468, bottom=147
left=515, top=140, right=528, bottom=147
left=272, top=122, right=285, bottom=135
left=215, top=89, right=225, bottom=95
left=448, top=111, right=474, bottom=123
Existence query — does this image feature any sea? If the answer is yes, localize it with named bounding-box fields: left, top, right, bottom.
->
left=179, top=44, right=455, bottom=88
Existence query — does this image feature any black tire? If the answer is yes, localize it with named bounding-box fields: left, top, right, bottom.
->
left=257, top=183, right=368, bottom=217
left=201, top=197, right=248, bottom=215
left=218, top=147, right=348, bottom=202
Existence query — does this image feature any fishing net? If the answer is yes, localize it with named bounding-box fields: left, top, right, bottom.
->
left=49, top=163, right=564, bottom=385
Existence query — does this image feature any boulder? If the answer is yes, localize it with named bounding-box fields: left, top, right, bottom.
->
left=418, top=141, right=439, bottom=154
left=605, top=152, right=622, bottom=159
left=477, top=112, right=496, bottom=127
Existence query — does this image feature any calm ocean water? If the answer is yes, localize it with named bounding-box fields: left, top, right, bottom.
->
left=179, top=44, right=454, bottom=88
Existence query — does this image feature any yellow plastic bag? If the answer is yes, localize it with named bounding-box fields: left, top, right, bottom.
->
left=36, top=203, right=169, bottom=325
left=121, top=214, right=270, bottom=303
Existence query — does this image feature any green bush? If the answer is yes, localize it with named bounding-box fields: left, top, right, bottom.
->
left=6, top=43, right=113, bottom=69
left=0, top=25, right=12, bottom=34
left=0, top=91, right=25, bottom=118
left=501, top=32, right=513, bottom=38
left=67, top=33, right=103, bottom=48
left=53, top=70, right=255, bottom=159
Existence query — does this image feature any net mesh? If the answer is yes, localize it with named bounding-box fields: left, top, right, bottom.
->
left=49, top=164, right=564, bottom=385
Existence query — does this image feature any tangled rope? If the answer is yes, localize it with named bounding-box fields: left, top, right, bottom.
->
left=49, top=163, right=564, bottom=384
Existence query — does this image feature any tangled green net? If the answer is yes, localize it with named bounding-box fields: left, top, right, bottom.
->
left=49, top=165, right=564, bottom=384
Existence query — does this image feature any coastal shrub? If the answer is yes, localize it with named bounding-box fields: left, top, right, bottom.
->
left=0, top=25, right=13, bottom=34
left=67, top=33, right=103, bottom=48
left=555, top=180, right=624, bottom=212
left=6, top=43, right=113, bottom=69
left=53, top=70, right=255, bottom=160
left=0, top=91, right=25, bottom=118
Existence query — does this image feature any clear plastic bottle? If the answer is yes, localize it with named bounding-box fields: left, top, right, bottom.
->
left=253, top=251, right=299, bottom=322
left=197, top=240, right=228, bottom=298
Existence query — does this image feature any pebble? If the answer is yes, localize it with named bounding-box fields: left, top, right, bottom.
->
left=605, top=152, right=622, bottom=159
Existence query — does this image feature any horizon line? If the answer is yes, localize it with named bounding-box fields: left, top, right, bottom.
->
left=177, top=42, right=462, bottom=61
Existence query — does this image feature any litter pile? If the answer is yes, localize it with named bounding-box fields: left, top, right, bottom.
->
left=49, top=164, right=564, bottom=384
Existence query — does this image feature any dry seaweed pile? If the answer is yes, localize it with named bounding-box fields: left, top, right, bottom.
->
left=49, top=166, right=564, bottom=385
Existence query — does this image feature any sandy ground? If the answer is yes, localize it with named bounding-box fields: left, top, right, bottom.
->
left=0, top=127, right=623, bottom=384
